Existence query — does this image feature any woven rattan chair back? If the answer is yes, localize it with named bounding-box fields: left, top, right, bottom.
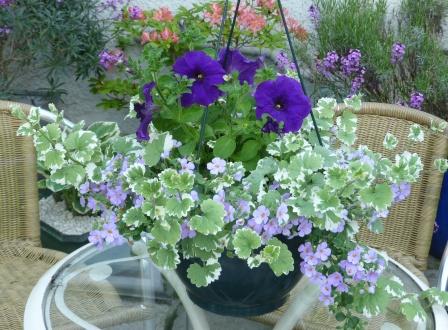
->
left=347, top=102, right=448, bottom=270
left=0, top=100, right=40, bottom=245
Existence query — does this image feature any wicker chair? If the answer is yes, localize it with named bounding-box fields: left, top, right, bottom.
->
left=0, top=100, right=67, bottom=330
left=254, top=102, right=448, bottom=329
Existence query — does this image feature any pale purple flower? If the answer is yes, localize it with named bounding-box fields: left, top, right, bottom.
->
left=106, top=184, right=128, bottom=206
left=88, top=230, right=105, bottom=249
left=304, top=253, right=320, bottom=266
left=391, top=182, right=411, bottom=203
left=102, top=222, right=124, bottom=245
left=353, top=271, right=365, bottom=282
left=247, top=218, right=263, bottom=234
left=315, top=242, right=331, bottom=261
left=368, top=285, right=376, bottom=294
left=409, top=91, right=424, bottom=110
left=319, top=294, right=334, bottom=306
left=238, top=200, right=251, bottom=214
left=327, top=272, right=343, bottom=287
left=320, top=282, right=332, bottom=296
left=224, top=203, right=235, bottom=223
left=79, top=182, right=90, bottom=194
left=345, top=263, right=359, bottom=277
left=0, top=26, right=12, bottom=36
left=336, top=282, right=349, bottom=293
left=134, top=195, right=144, bottom=208
left=233, top=171, right=243, bottom=181
left=309, top=272, right=326, bottom=285
left=363, top=249, right=378, bottom=263
left=207, top=157, right=226, bottom=175
left=181, top=220, right=196, bottom=239
left=252, top=205, right=270, bottom=225
left=300, top=261, right=316, bottom=277
left=87, top=196, right=97, bottom=211
left=297, top=217, right=312, bottom=237
left=190, top=190, right=199, bottom=201
left=366, top=270, right=379, bottom=283
left=179, top=158, right=195, bottom=174
left=276, top=51, right=295, bottom=72
left=213, top=190, right=226, bottom=204
left=298, top=242, right=314, bottom=259
left=391, top=42, right=406, bottom=64
left=347, top=247, right=362, bottom=264
left=276, top=203, right=289, bottom=224
left=80, top=197, right=86, bottom=207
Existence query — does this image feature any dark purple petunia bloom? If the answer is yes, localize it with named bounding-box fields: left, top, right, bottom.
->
left=218, top=48, right=263, bottom=85
left=173, top=51, right=225, bottom=107
left=262, top=117, right=280, bottom=133
left=254, top=76, right=311, bottom=133
left=135, top=82, right=155, bottom=141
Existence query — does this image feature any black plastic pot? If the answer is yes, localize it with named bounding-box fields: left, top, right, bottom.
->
left=40, top=221, right=89, bottom=254
left=176, top=236, right=303, bottom=317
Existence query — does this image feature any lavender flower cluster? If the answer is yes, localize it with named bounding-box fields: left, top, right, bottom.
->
left=0, top=0, right=13, bottom=7
left=98, top=49, right=125, bottom=70
left=391, top=42, right=406, bottom=64
left=300, top=242, right=385, bottom=306
left=316, top=49, right=365, bottom=96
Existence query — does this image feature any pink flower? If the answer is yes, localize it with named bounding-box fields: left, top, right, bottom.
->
left=287, top=17, right=308, bottom=41
left=257, top=0, right=275, bottom=10
left=140, top=31, right=151, bottom=45
left=160, top=28, right=179, bottom=43
left=153, top=7, right=173, bottom=22
left=238, top=6, right=266, bottom=33
left=204, top=3, right=223, bottom=26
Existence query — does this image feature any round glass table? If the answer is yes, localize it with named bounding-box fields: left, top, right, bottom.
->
left=25, top=243, right=448, bottom=330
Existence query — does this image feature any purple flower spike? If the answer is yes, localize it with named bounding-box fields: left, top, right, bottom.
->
left=218, top=48, right=262, bottom=85
left=254, top=76, right=311, bottom=133
left=135, top=82, right=156, bottom=141
left=409, top=91, right=424, bottom=110
left=391, top=42, right=406, bottom=64
left=173, top=51, right=225, bottom=107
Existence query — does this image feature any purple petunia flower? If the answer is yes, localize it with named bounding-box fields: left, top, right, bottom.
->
left=135, top=82, right=156, bottom=141
left=261, top=117, right=280, bottom=134
left=391, top=42, right=406, bottom=64
left=173, top=51, right=225, bottom=107
left=218, top=49, right=262, bottom=85
left=254, top=76, right=311, bottom=133
left=409, top=91, right=424, bottom=110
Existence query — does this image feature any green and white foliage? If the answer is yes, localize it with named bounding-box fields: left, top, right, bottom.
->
left=12, top=97, right=448, bottom=329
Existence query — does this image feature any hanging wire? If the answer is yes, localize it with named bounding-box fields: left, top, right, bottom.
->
left=197, top=0, right=240, bottom=159
left=276, top=0, right=323, bottom=146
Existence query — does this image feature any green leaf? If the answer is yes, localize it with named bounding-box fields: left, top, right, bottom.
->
left=190, top=199, right=225, bottom=235
left=151, top=219, right=181, bottom=245
left=383, top=133, right=398, bottom=150
left=112, top=136, right=141, bottom=155
left=233, top=228, right=262, bottom=259
left=236, top=139, right=261, bottom=162
left=180, top=106, right=203, bottom=122
left=192, top=233, right=219, bottom=252
left=123, top=207, right=146, bottom=227
left=187, top=262, right=221, bottom=287
left=143, top=133, right=166, bottom=167
left=213, top=135, right=236, bottom=159
left=88, top=122, right=120, bottom=141
left=261, top=245, right=281, bottom=263
left=378, top=276, right=405, bottom=298
left=50, top=164, right=85, bottom=187
left=165, top=195, right=194, bottom=217
left=44, top=149, right=65, bottom=171
left=148, top=240, right=179, bottom=270
left=325, top=167, right=348, bottom=189
left=360, top=183, right=393, bottom=211
left=64, top=130, right=98, bottom=163
left=266, top=238, right=294, bottom=276
left=124, top=164, right=146, bottom=190
left=134, top=178, right=162, bottom=198
left=400, top=295, right=426, bottom=323
left=44, top=179, right=69, bottom=192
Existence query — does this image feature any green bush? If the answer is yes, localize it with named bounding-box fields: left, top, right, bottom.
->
left=0, top=0, right=112, bottom=102
left=297, top=0, right=448, bottom=118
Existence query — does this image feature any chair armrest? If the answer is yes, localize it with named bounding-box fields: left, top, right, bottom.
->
left=438, top=242, right=448, bottom=291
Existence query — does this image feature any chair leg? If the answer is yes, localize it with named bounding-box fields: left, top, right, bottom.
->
left=273, top=277, right=320, bottom=330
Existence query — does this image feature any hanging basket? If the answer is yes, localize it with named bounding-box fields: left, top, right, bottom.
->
left=177, top=0, right=321, bottom=317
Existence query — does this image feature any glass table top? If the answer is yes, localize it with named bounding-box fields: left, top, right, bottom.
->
left=42, top=243, right=436, bottom=330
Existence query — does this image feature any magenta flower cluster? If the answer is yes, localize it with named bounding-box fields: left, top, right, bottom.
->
left=0, top=0, right=13, bottom=7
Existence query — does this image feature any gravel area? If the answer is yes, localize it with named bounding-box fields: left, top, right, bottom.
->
left=39, top=196, right=98, bottom=235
